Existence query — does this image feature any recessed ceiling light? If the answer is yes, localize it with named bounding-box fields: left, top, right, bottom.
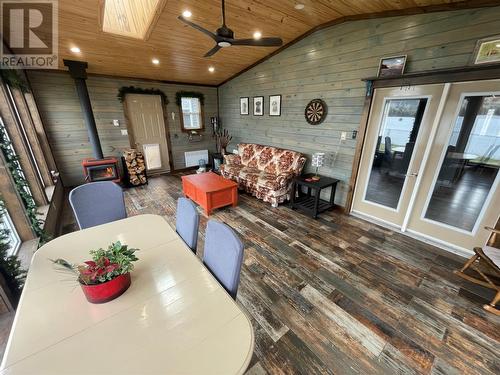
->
left=208, top=66, right=215, bottom=73
left=152, top=58, right=160, bottom=65
left=294, top=3, right=305, bottom=10
left=253, top=31, right=262, bottom=40
left=70, top=46, right=81, bottom=53
left=182, top=10, right=192, bottom=18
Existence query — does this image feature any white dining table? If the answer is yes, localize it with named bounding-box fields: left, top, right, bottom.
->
left=1, top=214, right=254, bottom=374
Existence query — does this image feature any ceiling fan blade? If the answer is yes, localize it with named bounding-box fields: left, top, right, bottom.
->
left=231, top=37, right=283, bottom=47
left=204, top=45, right=221, bottom=57
left=178, top=16, right=217, bottom=41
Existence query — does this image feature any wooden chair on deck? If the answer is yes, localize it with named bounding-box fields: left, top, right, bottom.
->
left=454, top=226, right=500, bottom=315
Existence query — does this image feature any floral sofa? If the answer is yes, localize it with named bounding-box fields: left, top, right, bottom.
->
left=220, top=143, right=306, bottom=207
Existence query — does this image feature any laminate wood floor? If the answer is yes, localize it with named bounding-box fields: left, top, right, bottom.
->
left=61, top=174, right=500, bottom=375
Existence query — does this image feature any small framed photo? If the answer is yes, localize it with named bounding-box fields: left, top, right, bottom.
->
left=253, top=96, right=264, bottom=116
left=240, top=97, right=249, bottom=115
left=471, top=35, right=500, bottom=65
left=378, top=55, right=407, bottom=78
left=269, top=95, right=281, bottom=116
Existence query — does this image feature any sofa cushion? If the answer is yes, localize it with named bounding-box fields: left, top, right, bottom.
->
left=257, top=173, right=281, bottom=190
left=239, top=167, right=260, bottom=183
left=222, top=164, right=243, bottom=177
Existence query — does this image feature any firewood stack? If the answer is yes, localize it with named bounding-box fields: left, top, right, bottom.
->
left=123, top=149, right=147, bottom=186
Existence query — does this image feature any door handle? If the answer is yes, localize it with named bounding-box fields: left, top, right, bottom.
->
left=406, top=172, right=418, bottom=177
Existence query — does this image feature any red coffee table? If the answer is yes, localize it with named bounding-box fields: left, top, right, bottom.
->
left=181, top=172, right=238, bottom=215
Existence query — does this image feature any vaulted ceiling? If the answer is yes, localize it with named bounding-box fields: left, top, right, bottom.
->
left=54, top=0, right=488, bottom=85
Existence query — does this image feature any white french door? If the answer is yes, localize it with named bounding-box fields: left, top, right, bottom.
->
left=352, top=80, right=500, bottom=254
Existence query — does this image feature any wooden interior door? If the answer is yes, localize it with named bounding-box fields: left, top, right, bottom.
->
left=351, top=84, right=445, bottom=227
left=124, top=94, right=171, bottom=174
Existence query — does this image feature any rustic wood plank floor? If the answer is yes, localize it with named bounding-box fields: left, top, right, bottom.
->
left=61, top=174, right=500, bottom=375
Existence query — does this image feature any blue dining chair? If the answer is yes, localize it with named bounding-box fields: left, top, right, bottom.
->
left=69, top=181, right=127, bottom=230
left=176, top=197, right=199, bottom=253
left=203, top=220, right=244, bottom=300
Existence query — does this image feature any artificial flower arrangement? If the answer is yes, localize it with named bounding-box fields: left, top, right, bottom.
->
left=52, top=241, right=138, bottom=304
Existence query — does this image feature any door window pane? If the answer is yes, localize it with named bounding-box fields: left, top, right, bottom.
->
left=424, top=95, right=500, bottom=231
left=365, top=98, right=428, bottom=209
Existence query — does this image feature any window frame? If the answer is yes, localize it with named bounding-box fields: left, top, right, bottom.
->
left=178, top=96, right=205, bottom=132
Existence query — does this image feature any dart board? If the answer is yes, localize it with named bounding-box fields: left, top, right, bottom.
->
left=304, top=99, right=327, bottom=125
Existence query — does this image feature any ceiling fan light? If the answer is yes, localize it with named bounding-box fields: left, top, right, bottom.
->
left=218, top=41, right=231, bottom=47
left=182, top=10, right=192, bottom=18
left=253, top=31, right=262, bottom=40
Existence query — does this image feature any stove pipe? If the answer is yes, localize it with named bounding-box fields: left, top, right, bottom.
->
left=63, top=59, right=104, bottom=159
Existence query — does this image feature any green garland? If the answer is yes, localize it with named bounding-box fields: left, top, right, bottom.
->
left=0, top=122, right=48, bottom=244
left=117, top=86, right=168, bottom=104
left=0, top=69, right=29, bottom=93
left=0, top=199, right=27, bottom=305
left=175, top=91, right=204, bottom=106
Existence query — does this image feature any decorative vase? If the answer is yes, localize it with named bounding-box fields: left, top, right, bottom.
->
left=79, top=273, right=131, bottom=304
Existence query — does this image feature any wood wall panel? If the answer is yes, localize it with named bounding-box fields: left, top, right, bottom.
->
left=27, top=71, right=218, bottom=186
left=218, top=6, right=500, bottom=207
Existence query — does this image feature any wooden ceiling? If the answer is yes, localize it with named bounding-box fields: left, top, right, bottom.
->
left=53, top=0, right=488, bottom=85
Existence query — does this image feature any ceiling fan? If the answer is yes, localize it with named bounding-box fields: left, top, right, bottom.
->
left=177, top=0, right=283, bottom=57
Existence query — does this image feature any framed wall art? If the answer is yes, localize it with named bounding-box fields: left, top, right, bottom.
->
left=377, top=55, right=407, bottom=77
left=269, top=95, right=281, bottom=116
left=471, top=35, right=500, bottom=65
left=253, top=96, right=264, bottom=116
left=240, top=97, right=249, bottom=115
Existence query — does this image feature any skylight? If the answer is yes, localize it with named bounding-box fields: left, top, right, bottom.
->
left=101, top=0, right=165, bottom=40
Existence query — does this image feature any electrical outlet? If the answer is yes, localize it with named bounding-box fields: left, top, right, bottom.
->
left=340, top=131, right=347, bottom=141
left=352, top=130, right=357, bottom=139
left=120, top=129, right=128, bottom=136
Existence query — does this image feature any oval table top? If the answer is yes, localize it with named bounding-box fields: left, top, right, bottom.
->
left=1, top=215, right=254, bottom=375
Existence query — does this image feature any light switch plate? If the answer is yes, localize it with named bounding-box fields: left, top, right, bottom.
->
left=112, top=119, right=120, bottom=127
left=340, top=131, right=347, bottom=141
left=120, top=129, right=128, bottom=136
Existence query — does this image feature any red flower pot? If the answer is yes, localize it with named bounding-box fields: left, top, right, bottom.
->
left=80, top=273, right=131, bottom=304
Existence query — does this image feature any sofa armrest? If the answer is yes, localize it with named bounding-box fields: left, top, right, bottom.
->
left=294, top=156, right=307, bottom=175
left=223, top=154, right=242, bottom=165
left=277, top=172, right=295, bottom=189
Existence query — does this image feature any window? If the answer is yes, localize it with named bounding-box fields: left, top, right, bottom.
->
left=5, top=85, right=45, bottom=188
left=0, top=207, right=21, bottom=256
left=179, top=97, right=204, bottom=131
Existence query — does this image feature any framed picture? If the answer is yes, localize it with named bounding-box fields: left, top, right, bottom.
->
left=253, top=96, right=264, bottom=116
left=377, top=55, right=407, bottom=78
left=240, top=97, right=249, bottom=115
left=269, top=95, right=281, bottom=116
left=471, top=35, right=500, bottom=65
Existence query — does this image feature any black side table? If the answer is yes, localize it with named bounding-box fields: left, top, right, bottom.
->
left=290, top=173, right=339, bottom=219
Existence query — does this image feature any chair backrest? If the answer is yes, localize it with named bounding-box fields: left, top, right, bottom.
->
left=203, top=220, right=244, bottom=300
left=384, top=136, right=392, bottom=156
left=69, top=181, right=126, bottom=230
left=176, top=198, right=199, bottom=253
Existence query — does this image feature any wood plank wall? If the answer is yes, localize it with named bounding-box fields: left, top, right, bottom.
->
left=218, top=6, right=500, bottom=206
left=27, top=71, right=218, bottom=186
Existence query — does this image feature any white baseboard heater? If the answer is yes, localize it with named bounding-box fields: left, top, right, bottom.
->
left=184, top=150, right=209, bottom=167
